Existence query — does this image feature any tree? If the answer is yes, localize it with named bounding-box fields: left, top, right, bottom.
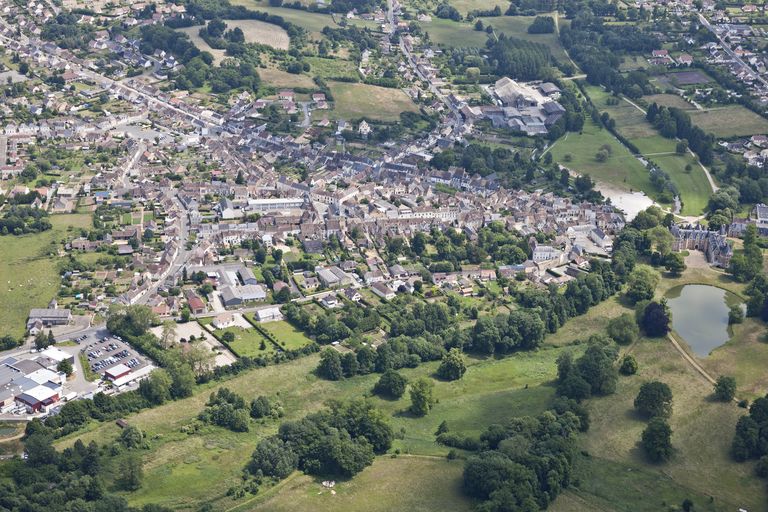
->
left=634, top=381, right=673, bottom=418
left=118, top=453, right=144, bottom=491
left=34, top=331, right=48, bottom=351
left=713, top=375, right=736, bottom=402
left=728, top=305, right=744, bottom=325
left=139, top=368, right=172, bottom=404
left=626, top=266, right=660, bottom=304
left=169, top=363, right=195, bottom=399
left=607, top=313, right=639, bottom=345
left=373, top=370, right=407, bottom=399
left=317, top=348, right=343, bottom=380
left=663, top=252, right=686, bottom=276
left=222, top=331, right=235, bottom=343
left=248, top=437, right=297, bottom=478
left=640, top=301, right=670, bottom=337
left=119, top=425, right=144, bottom=449
left=640, top=417, right=673, bottom=463
left=437, top=348, right=466, bottom=381
left=160, top=321, right=177, bottom=348
left=251, top=395, right=273, bottom=419
left=57, top=359, right=73, bottom=376
left=619, top=354, right=638, bottom=375
left=409, top=378, right=435, bottom=416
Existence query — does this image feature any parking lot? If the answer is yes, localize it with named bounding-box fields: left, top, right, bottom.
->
left=82, top=336, right=148, bottom=378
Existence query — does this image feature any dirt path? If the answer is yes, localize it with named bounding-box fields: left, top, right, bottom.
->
left=667, top=332, right=716, bottom=386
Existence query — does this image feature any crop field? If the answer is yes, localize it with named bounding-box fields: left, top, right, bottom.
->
left=327, top=81, right=419, bottom=121
left=226, top=19, right=290, bottom=50
left=0, top=214, right=91, bottom=338
left=689, top=105, right=768, bottom=138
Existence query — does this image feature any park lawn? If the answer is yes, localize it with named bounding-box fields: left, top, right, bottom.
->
left=259, top=320, right=313, bottom=350
left=579, top=338, right=765, bottom=511
left=327, top=81, right=419, bottom=121
left=304, top=56, right=359, bottom=80
left=689, top=105, right=768, bottom=138
left=643, top=93, right=696, bottom=110
left=56, top=345, right=569, bottom=510
left=478, top=15, right=571, bottom=65
left=258, top=67, right=317, bottom=89
left=548, top=119, right=654, bottom=195
left=246, top=456, right=474, bottom=512
left=420, top=18, right=490, bottom=47
left=0, top=213, right=91, bottom=337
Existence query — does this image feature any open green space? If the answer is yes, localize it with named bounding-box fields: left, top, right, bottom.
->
left=258, top=67, right=317, bottom=89
left=303, top=56, right=359, bottom=80
left=478, top=15, right=571, bottom=65
left=259, top=319, right=314, bottom=350
left=213, top=325, right=274, bottom=357
left=548, top=119, right=654, bottom=194
left=0, top=213, right=91, bottom=337
left=327, top=81, right=420, bottom=121
left=643, top=93, right=696, bottom=110
left=689, top=105, right=768, bottom=138
left=448, top=0, right=510, bottom=14
left=420, top=18, right=489, bottom=47
left=228, top=0, right=336, bottom=35
left=247, top=456, right=473, bottom=512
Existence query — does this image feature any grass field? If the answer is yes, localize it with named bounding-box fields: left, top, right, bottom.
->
left=215, top=326, right=274, bottom=357
left=247, top=456, right=473, bottom=512
left=0, top=213, right=91, bottom=337
left=226, top=19, right=290, bottom=50
left=583, top=85, right=712, bottom=215
left=420, top=18, right=489, bottom=47
left=449, top=0, right=510, bottom=14
left=327, top=81, right=419, bottom=121
left=548, top=119, right=654, bottom=194
left=258, top=67, right=317, bottom=89
left=229, top=0, right=336, bottom=35
left=689, top=105, right=768, bottom=138
left=56, top=345, right=568, bottom=510
left=259, top=320, right=313, bottom=350
left=177, top=27, right=226, bottom=65
left=643, top=94, right=696, bottom=110
left=304, top=57, right=359, bottom=80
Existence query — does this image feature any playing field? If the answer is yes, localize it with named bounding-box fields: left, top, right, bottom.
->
left=328, top=81, right=419, bottom=121
left=689, top=105, right=768, bottom=138
left=0, top=213, right=91, bottom=338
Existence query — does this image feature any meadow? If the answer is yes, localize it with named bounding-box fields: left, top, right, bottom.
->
left=643, top=93, right=696, bottom=110
left=303, top=56, right=359, bottom=80
left=225, top=19, right=290, bottom=50
left=689, top=104, right=768, bottom=138
left=327, top=81, right=419, bottom=121
left=257, top=67, right=317, bottom=89
left=0, top=213, right=91, bottom=337
left=419, top=18, right=489, bottom=47
left=228, top=0, right=336, bottom=36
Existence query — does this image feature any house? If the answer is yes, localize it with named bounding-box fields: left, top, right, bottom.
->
left=212, top=313, right=235, bottom=329
left=343, top=288, right=362, bottom=302
left=255, top=306, right=283, bottom=322
left=185, top=291, right=206, bottom=315
left=371, top=282, right=396, bottom=300
left=320, top=295, right=340, bottom=308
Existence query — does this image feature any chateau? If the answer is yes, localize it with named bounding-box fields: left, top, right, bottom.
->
left=670, top=224, right=733, bottom=268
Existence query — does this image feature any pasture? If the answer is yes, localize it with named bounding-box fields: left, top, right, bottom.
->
left=689, top=105, right=768, bottom=138
left=420, top=18, right=489, bottom=47
left=304, top=56, right=359, bottom=80
left=258, top=67, right=317, bottom=89
left=229, top=0, right=336, bottom=36
left=0, top=213, right=91, bottom=338
left=327, top=81, right=419, bottom=121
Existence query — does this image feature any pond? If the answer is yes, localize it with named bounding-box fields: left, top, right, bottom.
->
left=666, top=284, right=744, bottom=357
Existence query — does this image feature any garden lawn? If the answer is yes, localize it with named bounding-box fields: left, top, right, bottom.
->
left=0, top=214, right=91, bottom=337
left=259, top=320, right=313, bottom=350
left=689, top=105, right=768, bottom=138
left=327, top=81, right=419, bottom=121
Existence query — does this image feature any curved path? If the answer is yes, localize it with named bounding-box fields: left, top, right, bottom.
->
left=666, top=332, right=716, bottom=386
